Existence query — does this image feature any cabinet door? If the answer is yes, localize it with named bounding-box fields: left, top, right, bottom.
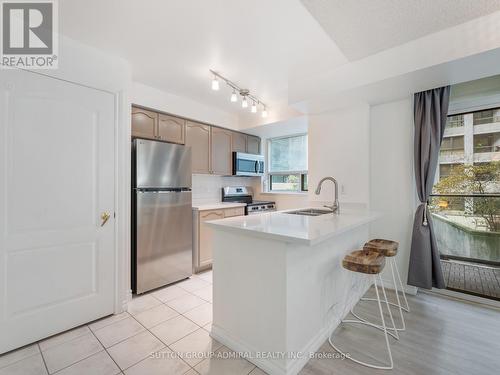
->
left=158, top=114, right=185, bottom=144
left=231, top=132, right=247, bottom=153
left=185, top=121, right=211, bottom=174
left=224, top=207, right=245, bottom=218
left=199, top=210, right=224, bottom=267
left=247, top=135, right=261, bottom=154
left=131, top=107, right=157, bottom=139
left=211, top=127, right=232, bottom=175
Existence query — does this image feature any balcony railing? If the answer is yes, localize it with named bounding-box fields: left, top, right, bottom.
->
left=439, top=149, right=465, bottom=157
left=429, top=194, right=500, bottom=264
left=473, top=115, right=500, bottom=125
left=474, top=145, right=500, bottom=153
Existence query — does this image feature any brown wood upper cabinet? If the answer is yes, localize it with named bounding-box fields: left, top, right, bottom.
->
left=185, top=121, right=211, bottom=174
left=132, top=106, right=186, bottom=144
left=211, top=127, right=232, bottom=175
left=132, top=106, right=261, bottom=174
left=131, top=107, right=157, bottom=139
left=158, top=114, right=185, bottom=144
left=231, top=132, right=247, bottom=153
left=247, top=135, right=260, bottom=154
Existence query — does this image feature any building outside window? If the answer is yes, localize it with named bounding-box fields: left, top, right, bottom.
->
left=432, top=106, right=500, bottom=264
left=474, top=133, right=500, bottom=153
left=473, top=109, right=500, bottom=125
left=446, top=114, right=464, bottom=128
left=440, top=135, right=464, bottom=158
left=267, top=134, right=308, bottom=192
left=437, top=107, right=500, bottom=180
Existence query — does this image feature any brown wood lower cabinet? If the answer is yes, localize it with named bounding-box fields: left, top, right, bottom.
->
left=193, top=206, right=245, bottom=271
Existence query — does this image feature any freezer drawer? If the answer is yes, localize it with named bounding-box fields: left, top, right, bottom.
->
left=135, top=139, right=192, bottom=189
left=135, top=190, right=192, bottom=293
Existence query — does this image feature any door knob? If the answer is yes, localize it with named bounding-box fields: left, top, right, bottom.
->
left=101, top=212, right=111, bottom=227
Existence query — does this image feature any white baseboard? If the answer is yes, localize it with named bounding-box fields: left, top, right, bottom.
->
left=122, top=289, right=133, bottom=312
left=210, top=325, right=286, bottom=375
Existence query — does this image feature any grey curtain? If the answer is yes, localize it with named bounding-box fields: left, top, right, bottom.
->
left=408, top=86, right=450, bottom=289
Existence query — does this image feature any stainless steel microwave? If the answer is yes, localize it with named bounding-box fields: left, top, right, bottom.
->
left=232, top=152, right=264, bottom=176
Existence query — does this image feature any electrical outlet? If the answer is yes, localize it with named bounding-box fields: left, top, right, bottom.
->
left=341, top=184, right=346, bottom=195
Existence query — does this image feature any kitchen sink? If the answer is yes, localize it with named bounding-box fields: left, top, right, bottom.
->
left=283, top=208, right=333, bottom=216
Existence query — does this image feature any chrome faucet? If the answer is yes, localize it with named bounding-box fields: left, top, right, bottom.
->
left=315, top=177, right=340, bottom=214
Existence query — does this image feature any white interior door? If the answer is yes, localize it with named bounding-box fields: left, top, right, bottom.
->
left=0, top=69, right=116, bottom=353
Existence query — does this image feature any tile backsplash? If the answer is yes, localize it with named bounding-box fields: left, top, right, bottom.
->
left=192, top=174, right=260, bottom=205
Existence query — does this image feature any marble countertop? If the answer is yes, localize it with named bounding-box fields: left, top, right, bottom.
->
left=192, top=202, right=247, bottom=211
left=205, top=207, right=381, bottom=245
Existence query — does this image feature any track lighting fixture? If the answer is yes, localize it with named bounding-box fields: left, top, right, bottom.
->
left=209, top=69, right=268, bottom=116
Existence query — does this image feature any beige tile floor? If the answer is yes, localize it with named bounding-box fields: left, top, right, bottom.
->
left=3, top=270, right=500, bottom=375
left=0, top=270, right=264, bottom=375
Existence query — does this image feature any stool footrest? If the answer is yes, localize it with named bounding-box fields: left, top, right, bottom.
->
left=329, top=319, right=395, bottom=370
left=361, top=297, right=410, bottom=313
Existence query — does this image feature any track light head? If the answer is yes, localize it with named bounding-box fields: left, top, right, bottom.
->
left=230, top=90, right=238, bottom=102
left=211, top=76, right=219, bottom=91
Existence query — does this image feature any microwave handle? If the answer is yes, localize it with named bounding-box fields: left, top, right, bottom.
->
left=254, top=160, right=258, bottom=173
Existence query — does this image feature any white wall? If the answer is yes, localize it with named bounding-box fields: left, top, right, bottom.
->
left=369, top=98, right=416, bottom=291
left=131, top=82, right=239, bottom=130
left=308, top=104, right=370, bottom=206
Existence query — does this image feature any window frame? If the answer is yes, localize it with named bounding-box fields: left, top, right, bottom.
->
left=265, top=133, right=308, bottom=193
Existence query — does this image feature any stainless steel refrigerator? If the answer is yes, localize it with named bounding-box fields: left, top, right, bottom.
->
left=132, top=139, right=192, bottom=294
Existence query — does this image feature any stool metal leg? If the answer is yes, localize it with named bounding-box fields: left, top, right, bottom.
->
left=394, top=258, right=410, bottom=312
left=329, top=275, right=394, bottom=370
left=389, top=258, right=405, bottom=330
left=352, top=257, right=409, bottom=332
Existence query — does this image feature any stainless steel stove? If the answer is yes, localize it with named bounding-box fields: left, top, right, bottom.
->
left=221, top=186, right=276, bottom=215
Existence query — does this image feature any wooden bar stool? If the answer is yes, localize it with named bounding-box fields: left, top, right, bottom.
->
left=351, top=239, right=409, bottom=333
left=329, top=249, right=396, bottom=370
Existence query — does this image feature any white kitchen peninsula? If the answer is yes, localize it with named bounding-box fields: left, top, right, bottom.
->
left=206, top=208, right=380, bottom=375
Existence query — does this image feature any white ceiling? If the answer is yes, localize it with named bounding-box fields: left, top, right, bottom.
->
left=58, top=0, right=347, bottom=116
left=59, top=0, right=500, bottom=122
left=300, top=0, right=500, bottom=60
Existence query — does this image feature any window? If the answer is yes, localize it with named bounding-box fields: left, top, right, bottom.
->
left=267, top=134, right=307, bottom=192
left=473, top=109, right=500, bottom=125
left=439, top=163, right=461, bottom=180
left=440, top=135, right=464, bottom=157
left=474, top=133, right=498, bottom=153
left=446, top=114, right=464, bottom=128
